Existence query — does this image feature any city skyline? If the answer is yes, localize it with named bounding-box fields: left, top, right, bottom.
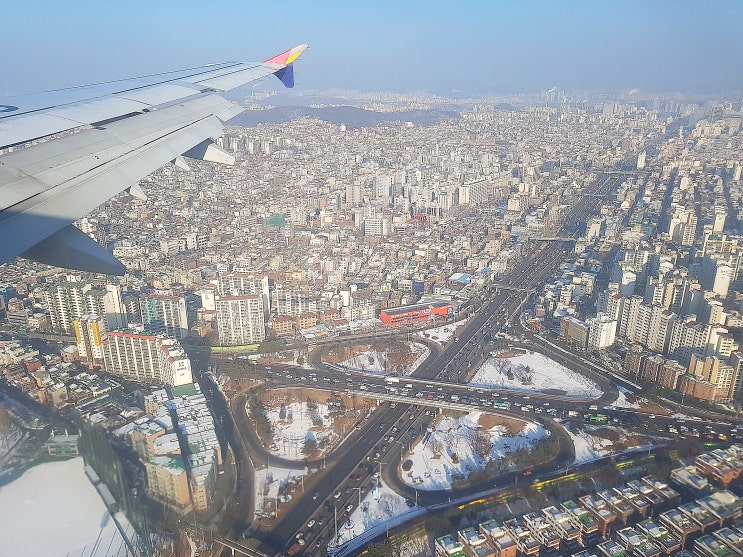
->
left=3, top=0, right=743, bottom=98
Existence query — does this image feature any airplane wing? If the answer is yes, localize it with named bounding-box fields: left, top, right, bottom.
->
left=0, top=44, right=308, bottom=275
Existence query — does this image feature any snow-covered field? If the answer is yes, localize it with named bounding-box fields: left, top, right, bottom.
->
left=0, top=457, right=132, bottom=557
left=253, top=465, right=307, bottom=517
left=470, top=350, right=603, bottom=397
left=611, top=386, right=641, bottom=409
left=330, top=477, right=422, bottom=548
left=337, top=342, right=429, bottom=375
left=565, top=423, right=616, bottom=463
left=262, top=400, right=355, bottom=459
left=565, top=423, right=659, bottom=464
left=400, top=411, right=547, bottom=491
left=416, top=318, right=470, bottom=346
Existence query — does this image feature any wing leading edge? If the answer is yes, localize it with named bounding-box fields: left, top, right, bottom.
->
left=0, top=44, right=308, bottom=274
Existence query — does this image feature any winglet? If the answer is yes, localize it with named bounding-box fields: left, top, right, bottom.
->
left=264, top=44, right=308, bottom=66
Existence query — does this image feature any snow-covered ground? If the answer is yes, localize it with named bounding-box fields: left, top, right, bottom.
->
left=338, top=342, right=429, bottom=375
left=416, top=318, right=470, bottom=346
left=565, top=423, right=616, bottom=463
left=0, top=457, right=132, bottom=557
left=253, top=465, right=307, bottom=517
left=330, top=476, right=422, bottom=548
left=470, top=350, right=603, bottom=397
left=611, top=386, right=641, bottom=410
left=400, top=411, right=548, bottom=491
left=565, top=423, right=659, bottom=464
left=262, top=400, right=351, bottom=459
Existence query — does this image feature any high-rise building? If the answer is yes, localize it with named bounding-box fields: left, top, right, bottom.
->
left=73, top=315, right=107, bottom=368
left=636, top=150, right=646, bottom=170
left=273, top=285, right=314, bottom=317
left=217, top=273, right=270, bottom=314
left=362, top=217, right=391, bottom=237
left=45, top=281, right=129, bottom=334
left=345, top=184, right=363, bottom=205
left=668, top=205, right=697, bottom=246
left=44, top=281, right=92, bottom=333
left=103, top=332, right=193, bottom=385
left=145, top=456, right=191, bottom=512
left=588, top=313, right=617, bottom=350
left=731, top=352, right=743, bottom=401
left=560, top=316, right=589, bottom=350
left=713, top=208, right=727, bottom=234
left=139, top=294, right=188, bottom=339
left=215, top=295, right=265, bottom=345
left=688, top=353, right=737, bottom=400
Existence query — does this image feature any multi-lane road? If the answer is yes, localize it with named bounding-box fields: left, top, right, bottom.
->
left=219, top=172, right=646, bottom=556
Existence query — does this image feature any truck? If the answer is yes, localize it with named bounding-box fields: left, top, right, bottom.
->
left=384, top=376, right=400, bottom=384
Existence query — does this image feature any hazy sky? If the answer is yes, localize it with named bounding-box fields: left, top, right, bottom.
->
left=3, top=0, right=743, bottom=97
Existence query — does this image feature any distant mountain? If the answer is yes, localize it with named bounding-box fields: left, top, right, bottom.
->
left=227, top=106, right=460, bottom=129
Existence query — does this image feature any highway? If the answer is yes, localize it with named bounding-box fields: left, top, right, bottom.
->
left=227, top=171, right=640, bottom=556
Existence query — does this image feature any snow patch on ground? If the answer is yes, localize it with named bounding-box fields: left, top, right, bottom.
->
left=263, top=400, right=343, bottom=459
left=338, top=342, right=429, bottom=375
left=565, top=423, right=615, bottom=464
left=253, top=466, right=307, bottom=517
left=400, top=411, right=548, bottom=491
left=416, top=318, right=470, bottom=346
left=330, top=478, right=421, bottom=548
left=611, top=386, right=641, bottom=409
left=470, top=350, right=603, bottom=397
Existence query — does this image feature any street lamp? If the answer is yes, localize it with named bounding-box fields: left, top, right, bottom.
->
left=352, top=486, right=362, bottom=515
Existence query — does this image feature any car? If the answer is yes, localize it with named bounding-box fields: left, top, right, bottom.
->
left=522, top=470, right=532, bottom=476
left=333, top=490, right=342, bottom=499
left=346, top=504, right=354, bottom=513
left=313, top=491, right=319, bottom=500
left=307, top=519, right=316, bottom=528
left=318, top=516, right=326, bottom=525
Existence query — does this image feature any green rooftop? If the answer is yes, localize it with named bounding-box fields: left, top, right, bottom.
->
left=171, top=383, right=200, bottom=398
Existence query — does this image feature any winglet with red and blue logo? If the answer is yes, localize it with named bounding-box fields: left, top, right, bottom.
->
left=264, top=44, right=308, bottom=88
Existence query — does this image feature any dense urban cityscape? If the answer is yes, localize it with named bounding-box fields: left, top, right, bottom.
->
left=2, top=82, right=743, bottom=557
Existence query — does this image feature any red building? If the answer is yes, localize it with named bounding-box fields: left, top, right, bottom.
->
left=380, top=302, right=453, bottom=327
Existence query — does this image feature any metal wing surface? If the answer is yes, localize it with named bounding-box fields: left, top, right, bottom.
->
left=0, top=44, right=307, bottom=275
